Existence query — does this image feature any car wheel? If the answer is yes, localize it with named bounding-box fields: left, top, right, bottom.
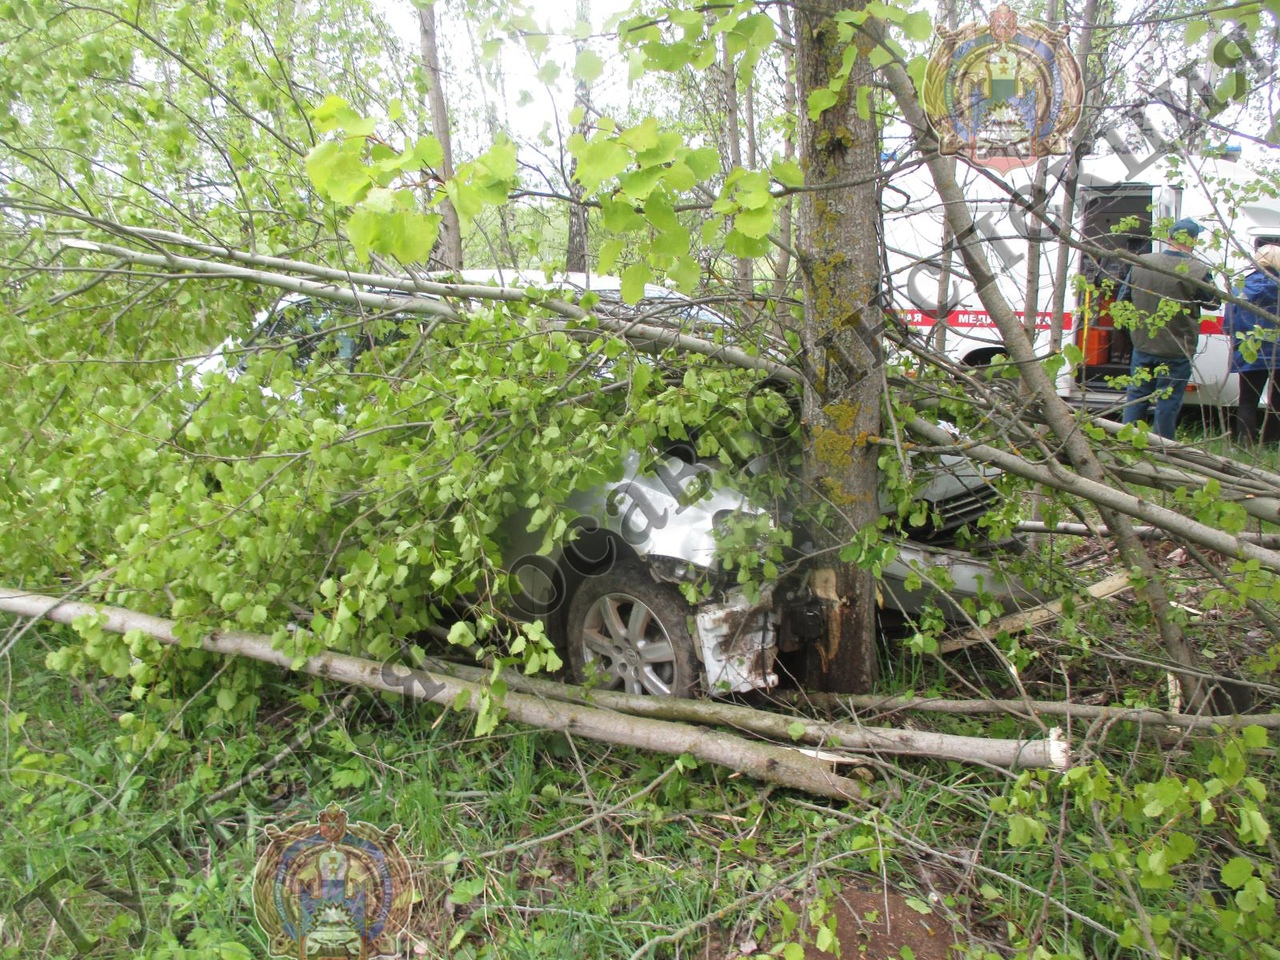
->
left=566, top=561, right=700, bottom=698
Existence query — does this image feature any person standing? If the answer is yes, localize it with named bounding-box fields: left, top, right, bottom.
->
left=1118, top=217, right=1221, bottom=439
left=1226, top=244, right=1280, bottom=444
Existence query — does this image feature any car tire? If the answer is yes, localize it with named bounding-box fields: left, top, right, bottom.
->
left=566, top=561, right=700, bottom=698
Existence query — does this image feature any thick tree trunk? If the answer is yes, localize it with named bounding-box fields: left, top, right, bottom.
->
left=418, top=1, right=463, bottom=270
left=796, top=0, right=883, bottom=693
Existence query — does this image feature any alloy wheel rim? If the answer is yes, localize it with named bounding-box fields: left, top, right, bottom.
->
left=580, top=592, right=678, bottom=696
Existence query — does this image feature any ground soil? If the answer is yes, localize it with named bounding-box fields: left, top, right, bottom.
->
left=739, top=882, right=960, bottom=960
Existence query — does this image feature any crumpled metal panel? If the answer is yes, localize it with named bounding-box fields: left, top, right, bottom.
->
left=692, top=585, right=780, bottom=694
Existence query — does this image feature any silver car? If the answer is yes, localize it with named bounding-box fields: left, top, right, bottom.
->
left=205, top=274, right=1032, bottom=698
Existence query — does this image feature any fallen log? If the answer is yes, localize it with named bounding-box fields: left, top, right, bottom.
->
left=771, top=692, right=1280, bottom=730
left=1013, top=522, right=1280, bottom=548
left=423, top=658, right=1069, bottom=770
left=0, top=588, right=862, bottom=801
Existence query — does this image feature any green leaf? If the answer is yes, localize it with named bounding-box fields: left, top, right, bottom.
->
left=448, top=621, right=477, bottom=648
left=414, top=136, right=444, bottom=169
left=683, top=147, right=721, bottom=179
left=903, top=11, right=933, bottom=41
left=574, top=48, right=604, bottom=82
left=571, top=137, right=632, bottom=191
left=725, top=229, right=770, bottom=258
left=1222, top=857, right=1255, bottom=889
left=733, top=204, right=775, bottom=240
left=598, top=238, right=625, bottom=274
left=305, top=140, right=371, bottom=205
left=906, top=54, right=929, bottom=93
left=346, top=206, right=440, bottom=264
left=1241, top=725, right=1268, bottom=749
left=1185, top=20, right=1210, bottom=45
left=771, top=159, right=804, bottom=188
left=855, top=85, right=872, bottom=121
left=903, top=897, right=933, bottom=915
left=669, top=255, right=700, bottom=293
left=787, top=721, right=806, bottom=741
left=620, top=262, right=652, bottom=304
left=618, top=165, right=664, bottom=201
left=311, top=95, right=376, bottom=137
left=807, top=88, right=838, bottom=120
left=815, top=924, right=835, bottom=952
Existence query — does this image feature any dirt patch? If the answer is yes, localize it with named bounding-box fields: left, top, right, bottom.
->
left=737, top=882, right=960, bottom=960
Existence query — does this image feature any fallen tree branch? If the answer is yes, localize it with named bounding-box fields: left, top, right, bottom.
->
left=772, top=692, right=1280, bottom=730
left=882, top=57, right=1210, bottom=708
left=940, top=572, right=1133, bottom=654
left=61, top=238, right=799, bottom=383
left=422, top=657, right=1068, bottom=770
left=1013, top=522, right=1280, bottom=547
left=907, top=416, right=1280, bottom=575
left=0, top=588, right=861, bottom=801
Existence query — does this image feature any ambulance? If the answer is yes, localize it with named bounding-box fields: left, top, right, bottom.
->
left=884, top=152, right=1280, bottom=413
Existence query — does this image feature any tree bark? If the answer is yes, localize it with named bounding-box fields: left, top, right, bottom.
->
left=418, top=0, right=463, bottom=270
left=426, top=658, right=1069, bottom=770
left=796, top=0, right=883, bottom=693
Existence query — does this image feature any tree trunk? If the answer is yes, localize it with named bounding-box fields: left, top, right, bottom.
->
left=565, top=0, right=591, bottom=273
left=796, top=0, right=883, bottom=693
left=418, top=0, right=463, bottom=270
left=1049, top=0, right=1102, bottom=353
left=722, top=35, right=752, bottom=293
left=769, top=3, right=797, bottom=315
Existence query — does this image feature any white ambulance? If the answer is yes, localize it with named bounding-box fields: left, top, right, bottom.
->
left=883, top=152, right=1280, bottom=412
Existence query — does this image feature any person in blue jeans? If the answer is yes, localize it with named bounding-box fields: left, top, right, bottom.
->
left=1117, top=218, right=1221, bottom=439
left=1225, top=244, right=1280, bottom=444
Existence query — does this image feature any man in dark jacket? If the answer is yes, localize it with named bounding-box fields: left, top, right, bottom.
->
left=1117, top=217, right=1221, bottom=438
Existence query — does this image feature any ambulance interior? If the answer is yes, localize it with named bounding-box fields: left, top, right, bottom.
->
left=1073, top=183, right=1154, bottom=398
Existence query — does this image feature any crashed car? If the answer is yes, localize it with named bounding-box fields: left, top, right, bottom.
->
left=201, top=272, right=1034, bottom=698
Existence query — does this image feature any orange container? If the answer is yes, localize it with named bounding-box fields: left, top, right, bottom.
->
left=1095, top=297, right=1116, bottom=329
left=1084, top=327, right=1112, bottom=366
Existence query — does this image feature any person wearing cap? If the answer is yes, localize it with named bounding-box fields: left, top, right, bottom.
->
left=1225, top=244, right=1280, bottom=444
left=1116, top=217, right=1221, bottom=439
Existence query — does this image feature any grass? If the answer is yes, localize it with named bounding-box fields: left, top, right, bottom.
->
left=2, top=557, right=1278, bottom=960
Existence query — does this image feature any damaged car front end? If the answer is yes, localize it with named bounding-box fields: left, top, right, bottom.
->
left=505, top=439, right=1039, bottom=698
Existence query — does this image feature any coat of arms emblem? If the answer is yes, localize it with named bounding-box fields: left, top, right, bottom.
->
left=253, top=803, right=413, bottom=959
left=922, top=3, right=1084, bottom=173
